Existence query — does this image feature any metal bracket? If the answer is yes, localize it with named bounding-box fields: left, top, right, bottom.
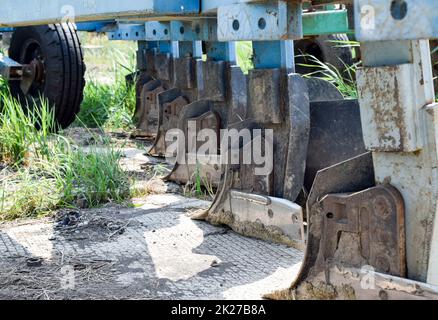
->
left=107, top=23, right=145, bottom=40
left=217, top=1, right=302, bottom=41
left=145, top=21, right=172, bottom=41
left=170, top=20, right=218, bottom=42
left=357, top=63, right=424, bottom=152
left=0, top=54, right=23, bottom=80
left=355, top=0, right=438, bottom=41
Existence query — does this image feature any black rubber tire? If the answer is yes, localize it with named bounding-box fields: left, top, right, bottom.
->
left=294, top=34, right=354, bottom=75
left=8, top=23, right=85, bottom=129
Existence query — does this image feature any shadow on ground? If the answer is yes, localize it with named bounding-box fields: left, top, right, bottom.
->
left=0, top=193, right=303, bottom=300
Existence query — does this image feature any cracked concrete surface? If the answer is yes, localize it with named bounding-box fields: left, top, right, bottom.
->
left=0, top=193, right=303, bottom=300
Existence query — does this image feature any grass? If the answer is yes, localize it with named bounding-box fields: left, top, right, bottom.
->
left=0, top=92, right=131, bottom=220
left=56, top=145, right=130, bottom=208
left=0, top=170, right=60, bottom=220
left=296, top=39, right=438, bottom=100
left=236, top=40, right=360, bottom=99
left=0, top=91, right=57, bottom=166
left=75, top=33, right=137, bottom=130
left=76, top=76, right=136, bottom=130
left=237, top=41, right=254, bottom=74
left=0, top=33, right=137, bottom=220
left=294, top=39, right=360, bottom=99
left=298, top=54, right=359, bottom=98
left=182, top=162, right=216, bottom=201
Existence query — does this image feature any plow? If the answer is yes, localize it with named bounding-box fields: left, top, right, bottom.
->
left=1, top=0, right=438, bottom=299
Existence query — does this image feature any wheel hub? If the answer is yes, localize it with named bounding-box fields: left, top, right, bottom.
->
left=19, top=40, right=46, bottom=96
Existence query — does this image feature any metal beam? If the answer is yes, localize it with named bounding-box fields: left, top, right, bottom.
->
left=303, top=9, right=350, bottom=36
left=107, top=24, right=145, bottom=40
left=108, top=8, right=351, bottom=43
left=0, top=0, right=200, bottom=27
left=76, top=21, right=114, bottom=32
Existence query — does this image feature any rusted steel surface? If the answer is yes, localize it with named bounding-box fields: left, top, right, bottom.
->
left=292, top=152, right=375, bottom=288
left=134, top=53, right=198, bottom=143
left=149, top=89, right=190, bottom=157
left=357, top=64, right=423, bottom=153
left=292, top=182, right=407, bottom=299
left=207, top=73, right=310, bottom=246
left=321, top=185, right=406, bottom=276
left=359, top=40, right=437, bottom=283
left=135, top=79, right=167, bottom=138
left=166, top=59, right=246, bottom=187
left=168, top=106, right=222, bottom=185
left=304, top=99, right=367, bottom=192
left=304, top=78, right=344, bottom=102
left=148, top=55, right=199, bottom=155
left=293, top=266, right=438, bottom=300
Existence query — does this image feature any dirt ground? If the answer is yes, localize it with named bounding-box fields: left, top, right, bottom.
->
left=0, top=129, right=303, bottom=300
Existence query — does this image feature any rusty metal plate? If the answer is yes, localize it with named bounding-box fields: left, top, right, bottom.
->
left=135, top=80, right=166, bottom=138
left=357, top=64, right=424, bottom=152
left=293, top=265, right=438, bottom=300
left=149, top=89, right=190, bottom=157
left=154, top=53, right=172, bottom=82
left=247, top=68, right=282, bottom=124
left=320, top=185, right=406, bottom=277
left=146, top=50, right=157, bottom=77
left=292, top=182, right=407, bottom=300
left=304, top=78, right=344, bottom=102
left=292, top=185, right=408, bottom=300
left=206, top=74, right=310, bottom=247
left=133, top=73, right=154, bottom=128
left=168, top=110, right=222, bottom=185
left=173, top=56, right=196, bottom=90
left=228, top=190, right=305, bottom=249
left=292, top=152, right=375, bottom=288
left=198, top=60, right=227, bottom=102
left=305, top=99, right=367, bottom=191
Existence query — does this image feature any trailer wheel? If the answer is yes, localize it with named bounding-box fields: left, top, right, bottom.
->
left=294, top=34, right=354, bottom=75
left=8, top=23, right=85, bottom=128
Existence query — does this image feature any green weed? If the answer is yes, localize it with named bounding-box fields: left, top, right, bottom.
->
left=76, top=33, right=137, bottom=130
left=298, top=54, right=359, bottom=98
left=0, top=93, right=131, bottom=219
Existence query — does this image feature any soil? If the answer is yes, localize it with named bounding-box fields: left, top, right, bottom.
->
left=0, top=128, right=303, bottom=300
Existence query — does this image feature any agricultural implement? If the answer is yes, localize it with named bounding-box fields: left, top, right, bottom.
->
left=1, top=0, right=438, bottom=300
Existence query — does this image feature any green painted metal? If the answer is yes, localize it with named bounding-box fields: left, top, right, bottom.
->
left=303, top=10, right=350, bottom=37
